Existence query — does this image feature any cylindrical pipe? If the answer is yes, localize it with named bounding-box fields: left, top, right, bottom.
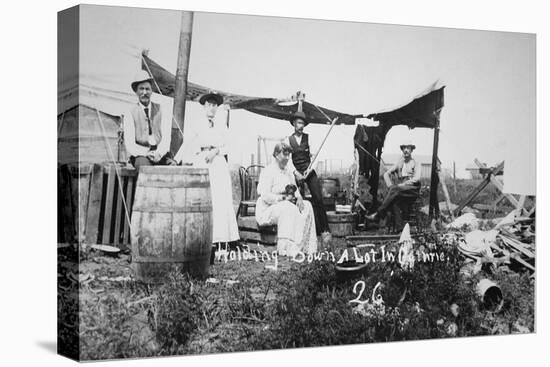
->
left=476, top=279, right=504, bottom=312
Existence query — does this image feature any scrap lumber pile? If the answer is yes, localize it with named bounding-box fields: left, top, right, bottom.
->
left=449, top=209, right=535, bottom=275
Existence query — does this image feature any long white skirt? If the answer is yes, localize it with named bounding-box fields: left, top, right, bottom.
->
left=193, top=152, right=239, bottom=243
left=256, top=200, right=318, bottom=257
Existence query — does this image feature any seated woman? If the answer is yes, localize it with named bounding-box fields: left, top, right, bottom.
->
left=255, top=143, right=318, bottom=257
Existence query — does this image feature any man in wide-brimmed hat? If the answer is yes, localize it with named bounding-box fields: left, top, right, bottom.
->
left=123, top=70, right=174, bottom=170
left=285, top=110, right=332, bottom=245
left=367, top=139, right=421, bottom=230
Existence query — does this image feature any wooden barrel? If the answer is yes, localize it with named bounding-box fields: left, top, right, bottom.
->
left=327, top=211, right=357, bottom=237
left=130, top=166, right=212, bottom=283
left=320, top=178, right=340, bottom=211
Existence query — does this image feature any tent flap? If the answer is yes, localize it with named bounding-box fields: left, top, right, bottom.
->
left=367, top=84, right=445, bottom=129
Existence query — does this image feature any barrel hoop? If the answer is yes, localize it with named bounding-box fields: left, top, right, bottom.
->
left=138, top=166, right=209, bottom=175
left=132, top=206, right=212, bottom=213
left=137, top=181, right=210, bottom=188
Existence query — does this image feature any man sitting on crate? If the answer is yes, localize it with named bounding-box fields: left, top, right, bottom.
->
left=123, top=71, right=176, bottom=170
left=367, top=140, right=421, bottom=229
left=285, top=111, right=332, bottom=245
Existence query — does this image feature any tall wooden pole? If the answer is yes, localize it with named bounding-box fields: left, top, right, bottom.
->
left=453, top=160, right=457, bottom=193
left=428, top=112, right=441, bottom=219
left=170, top=11, right=194, bottom=157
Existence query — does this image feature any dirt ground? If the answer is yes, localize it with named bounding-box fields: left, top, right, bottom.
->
left=58, top=223, right=535, bottom=360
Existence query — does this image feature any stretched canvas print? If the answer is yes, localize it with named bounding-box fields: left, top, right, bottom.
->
left=57, top=4, right=536, bottom=361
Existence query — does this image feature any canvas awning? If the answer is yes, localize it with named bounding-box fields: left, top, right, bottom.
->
left=366, top=82, right=445, bottom=129
left=142, top=53, right=357, bottom=125
left=143, top=53, right=444, bottom=128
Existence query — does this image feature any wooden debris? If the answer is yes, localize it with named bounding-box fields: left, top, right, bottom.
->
left=498, top=234, right=535, bottom=259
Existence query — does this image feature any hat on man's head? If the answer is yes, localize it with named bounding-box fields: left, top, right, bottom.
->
left=400, top=140, right=416, bottom=150
left=289, top=111, right=309, bottom=126
left=131, top=70, right=154, bottom=93
left=199, top=91, right=224, bottom=106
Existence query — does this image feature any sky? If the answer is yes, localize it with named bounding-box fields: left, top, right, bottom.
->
left=76, top=5, right=536, bottom=190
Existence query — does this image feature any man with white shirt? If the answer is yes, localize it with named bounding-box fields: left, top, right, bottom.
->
left=285, top=111, right=331, bottom=244
left=367, top=141, right=421, bottom=229
left=123, top=71, right=174, bottom=170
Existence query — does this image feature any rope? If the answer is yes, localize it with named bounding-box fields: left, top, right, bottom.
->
left=309, top=100, right=387, bottom=167
left=332, top=123, right=386, bottom=167
left=93, top=101, right=132, bottom=229
left=311, top=103, right=333, bottom=125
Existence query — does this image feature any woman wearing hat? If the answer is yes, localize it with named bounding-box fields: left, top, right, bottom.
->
left=178, top=92, right=239, bottom=246
left=367, top=140, right=421, bottom=229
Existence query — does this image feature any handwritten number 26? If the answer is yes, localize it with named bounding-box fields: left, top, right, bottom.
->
left=349, top=280, right=381, bottom=304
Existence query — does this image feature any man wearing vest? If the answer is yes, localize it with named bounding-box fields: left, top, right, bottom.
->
left=286, top=111, right=332, bottom=244
left=367, top=141, right=421, bottom=229
left=123, top=71, right=174, bottom=170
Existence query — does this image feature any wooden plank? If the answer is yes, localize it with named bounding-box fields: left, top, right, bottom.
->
left=489, top=177, right=520, bottom=207
left=527, top=204, right=536, bottom=217
left=238, top=229, right=277, bottom=245
left=68, top=166, right=80, bottom=242
left=454, top=161, right=505, bottom=216
left=102, top=165, right=116, bottom=244
left=510, top=253, right=535, bottom=272
left=499, top=234, right=535, bottom=259
left=428, top=119, right=441, bottom=218
left=122, top=175, right=135, bottom=244
left=117, top=166, right=138, bottom=177
left=474, top=159, right=520, bottom=208
left=438, top=171, right=454, bottom=219
left=492, top=193, right=507, bottom=207
left=58, top=165, right=75, bottom=243
left=112, top=176, right=124, bottom=246
left=454, top=177, right=491, bottom=216
left=517, top=195, right=526, bottom=211
left=77, top=164, right=93, bottom=244
left=85, top=164, right=104, bottom=244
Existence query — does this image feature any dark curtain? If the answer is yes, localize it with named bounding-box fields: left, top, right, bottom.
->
left=353, top=124, right=390, bottom=209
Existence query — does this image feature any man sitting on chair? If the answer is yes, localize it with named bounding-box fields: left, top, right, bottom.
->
left=367, top=140, right=421, bottom=229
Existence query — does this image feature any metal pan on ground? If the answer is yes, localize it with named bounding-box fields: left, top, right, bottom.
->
left=335, top=260, right=369, bottom=281
left=90, top=244, right=121, bottom=256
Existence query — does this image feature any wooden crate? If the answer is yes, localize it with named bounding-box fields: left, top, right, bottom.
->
left=237, top=216, right=277, bottom=245
left=58, top=163, right=137, bottom=248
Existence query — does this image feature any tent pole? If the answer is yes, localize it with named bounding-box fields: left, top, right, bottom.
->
left=257, top=136, right=262, bottom=167
left=170, top=11, right=194, bottom=157
left=429, top=116, right=441, bottom=219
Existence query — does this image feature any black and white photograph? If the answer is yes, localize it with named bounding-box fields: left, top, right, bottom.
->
left=56, top=3, right=537, bottom=362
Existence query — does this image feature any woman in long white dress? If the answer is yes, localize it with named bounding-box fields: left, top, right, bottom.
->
left=175, top=92, right=239, bottom=245
left=255, top=142, right=318, bottom=257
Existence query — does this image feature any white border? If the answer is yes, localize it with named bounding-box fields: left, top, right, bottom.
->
left=3, top=1, right=547, bottom=366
